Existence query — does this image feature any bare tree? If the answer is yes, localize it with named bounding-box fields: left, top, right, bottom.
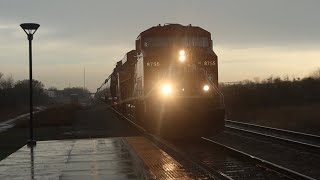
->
left=0, top=74, right=14, bottom=90
left=310, top=68, right=320, bottom=79
left=48, top=87, right=58, bottom=91
left=253, top=77, right=260, bottom=84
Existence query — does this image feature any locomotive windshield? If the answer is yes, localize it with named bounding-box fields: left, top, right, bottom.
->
left=143, top=36, right=209, bottom=48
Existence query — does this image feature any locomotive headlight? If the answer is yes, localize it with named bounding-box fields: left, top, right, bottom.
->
left=203, top=85, right=210, bottom=91
left=179, top=55, right=186, bottom=62
left=179, top=50, right=185, bottom=56
left=179, top=50, right=186, bottom=62
left=161, top=84, right=172, bottom=95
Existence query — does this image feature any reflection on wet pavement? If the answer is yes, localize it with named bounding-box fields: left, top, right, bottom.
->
left=0, top=136, right=194, bottom=179
left=0, top=138, right=145, bottom=179
left=30, top=146, right=35, bottom=179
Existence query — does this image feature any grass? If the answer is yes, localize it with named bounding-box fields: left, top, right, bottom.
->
left=226, top=103, right=320, bottom=135
left=0, top=128, right=28, bottom=160
left=0, top=106, right=29, bottom=123
left=15, top=104, right=81, bottom=128
left=0, top=104, right=81, bottom=160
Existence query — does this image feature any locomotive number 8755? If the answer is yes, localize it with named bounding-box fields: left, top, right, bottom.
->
left=96, top=23, right=225, bottom=138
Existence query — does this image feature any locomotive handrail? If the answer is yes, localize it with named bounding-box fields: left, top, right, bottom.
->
left=96, top=75, right=112, bottom=95
left=104, top=75, right=111, bottom=84
left=211, top=81, right=225, bottom=108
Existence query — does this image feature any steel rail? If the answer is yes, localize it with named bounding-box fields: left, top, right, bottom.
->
left=225, top=120, right=320, bottom=150
left=101, top=100, right=315, bottom=179
left=226, top=120, right=320, bottom=140
left=202, top=137, right=317, bottom=180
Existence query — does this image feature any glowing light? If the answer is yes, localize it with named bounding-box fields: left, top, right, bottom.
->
left=179, top=50, right=186, bottom=62
left=179, top=55, right=186, bottom=62
left=203, top=85, right=210, bottom=91
left=179, top=50, right=185, bottom=56
left=162, top=84, right=172, bottom=95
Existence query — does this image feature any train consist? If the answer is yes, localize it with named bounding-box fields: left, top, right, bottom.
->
left=96, top=24, right=225, bottom=137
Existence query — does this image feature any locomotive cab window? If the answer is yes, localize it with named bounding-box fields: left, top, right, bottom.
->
left=143, top=37, right=209, bottom=48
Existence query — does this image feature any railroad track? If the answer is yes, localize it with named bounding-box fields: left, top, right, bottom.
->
left=106, top=104, right=224, bottom=179
left=225, top=120, right=320, bottom=151
left=109, top=105, right=288, bottom=179
left=200, top=137, right=316, bottom=180
left=101, top=101, right=315, bottom=179
left=211, top=120, right=320, bottom=179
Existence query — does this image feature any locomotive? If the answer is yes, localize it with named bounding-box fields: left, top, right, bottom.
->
left=96, top=24, right=225, bottom=137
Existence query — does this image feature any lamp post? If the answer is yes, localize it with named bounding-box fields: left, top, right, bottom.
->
left=20, top=23, right=40, bottom=147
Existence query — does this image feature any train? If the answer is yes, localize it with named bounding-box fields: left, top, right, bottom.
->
left=96, top=24, right=225, bottom=138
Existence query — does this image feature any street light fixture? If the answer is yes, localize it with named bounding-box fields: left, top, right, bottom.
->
left=20, top=23, right=40, bottom=147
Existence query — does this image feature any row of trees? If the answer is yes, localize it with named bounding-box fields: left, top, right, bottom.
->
left=0, top=73, right=48, bottom=107
left=2, top=67, right=319, bottom=109
left=1, top=72, right=92, bottom=109
left=220, top=68, right=320, bottom=109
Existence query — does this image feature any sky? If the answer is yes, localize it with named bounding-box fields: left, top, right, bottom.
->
left=1, top=0, right=320, bottom=92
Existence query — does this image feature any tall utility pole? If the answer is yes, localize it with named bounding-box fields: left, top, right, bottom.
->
left=84, top=67, right=86, bottom=90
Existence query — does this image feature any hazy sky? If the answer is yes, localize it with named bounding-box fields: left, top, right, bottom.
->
left=1, top=0, right=320, bottom=92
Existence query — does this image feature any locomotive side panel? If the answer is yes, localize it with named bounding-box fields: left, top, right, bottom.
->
left=133, top=53, right=144, bottom=98
left=119, top=50, right=137, bottom=101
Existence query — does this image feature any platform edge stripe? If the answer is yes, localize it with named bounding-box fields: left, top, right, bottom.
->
left=120, top=137, right=154, bottom=179
left=125, top=136, right=194, bottom=180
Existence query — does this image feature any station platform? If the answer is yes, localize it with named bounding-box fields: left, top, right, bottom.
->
left=0, top=136, right=193, bottom=179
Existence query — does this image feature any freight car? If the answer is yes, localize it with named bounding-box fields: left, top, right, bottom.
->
left=97, top=24, right=225, bottom=137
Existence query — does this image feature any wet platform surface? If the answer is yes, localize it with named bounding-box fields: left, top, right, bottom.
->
left=0, top=136, right=192, bottom=179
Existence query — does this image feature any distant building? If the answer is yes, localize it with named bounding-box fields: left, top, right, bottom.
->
left=48, top=90, right=57, bottom=98
left=44, top=89, right=58, bottom=98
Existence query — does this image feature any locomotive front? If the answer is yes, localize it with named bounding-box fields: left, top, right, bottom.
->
left=134, top=24, right=225, bottom=137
